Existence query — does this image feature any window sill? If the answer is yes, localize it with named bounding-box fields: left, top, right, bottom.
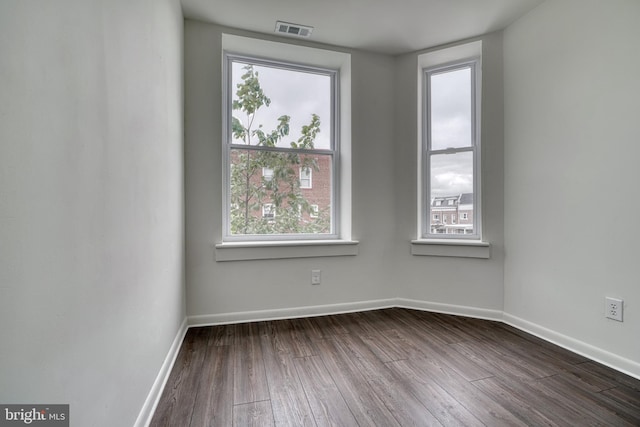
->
left=411, top=239, right=490, bottom=259
left=215, top=240, right=359, bottom=262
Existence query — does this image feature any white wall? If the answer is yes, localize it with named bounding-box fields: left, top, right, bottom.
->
left=184, top=20, right=397, bottom=319
left=393, top=32, right=505, bottom=314
left=0, top=0, right=186, bottom=425
left=504, top=0, right=640, bottom=376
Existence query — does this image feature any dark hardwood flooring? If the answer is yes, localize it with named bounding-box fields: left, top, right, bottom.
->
left=150, top=308, right=640, bottom=426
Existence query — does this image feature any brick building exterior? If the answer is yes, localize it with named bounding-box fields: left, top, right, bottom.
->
left=430, top=193, right=474, bottom=235
left=231, top=151, right=332, bottom=229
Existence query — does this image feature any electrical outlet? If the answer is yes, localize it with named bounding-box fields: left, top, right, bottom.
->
left=605, top=297, right=623, bottom=322
left=311, top=269, right=321, bottom=285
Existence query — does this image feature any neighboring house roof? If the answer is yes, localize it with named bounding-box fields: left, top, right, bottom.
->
left=431, top=193, right=473, bottom=207
left=459, top=193, right=473, bottom=205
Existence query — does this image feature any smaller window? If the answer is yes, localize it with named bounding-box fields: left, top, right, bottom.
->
left=433, top=214, right=439, bottom=221
left=262, top=204, right=276, bottom=220
left=443, top=216, right=447, bottom=224
left=310, top=204, right=319, bottom=218
left=422, top=56, right=480, bottom=241
left=452, top=214, right=456, bottom=224
left=263, top=167, right=274, bottom=181
left=300, top=167, right=312, bottom=189
left=462, top=213, right=468, bottom=220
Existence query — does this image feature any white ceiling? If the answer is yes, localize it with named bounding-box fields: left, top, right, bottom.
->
left=181, top=0, right=545, bottom=55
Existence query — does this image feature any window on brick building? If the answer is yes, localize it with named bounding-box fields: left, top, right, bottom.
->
left=300, top=167, right=312, bottom=189
left=262, top=204, right=275, bottom=220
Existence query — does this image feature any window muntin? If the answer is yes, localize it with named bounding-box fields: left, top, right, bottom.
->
left=423, top=60, right=480, bottom=240
left=224, top=55, right=338, bottom=240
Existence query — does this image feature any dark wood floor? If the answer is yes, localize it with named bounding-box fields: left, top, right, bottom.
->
left=150, top=308, right=640, bottom=426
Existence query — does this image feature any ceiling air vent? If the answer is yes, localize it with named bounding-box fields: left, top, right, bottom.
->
left=275, top=21, right=313, bottom=38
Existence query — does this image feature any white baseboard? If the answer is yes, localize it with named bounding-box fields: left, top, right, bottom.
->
left=134, top=317, right=189, bottom=427
left=503, top=313, right=640, bottom=381
left=396, top=298, right=503, bottom=321
left=188, top=298, right=397, bottom=326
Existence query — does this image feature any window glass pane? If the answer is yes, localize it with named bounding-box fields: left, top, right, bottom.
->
left=430, top=152, right=474, bottom=235
left=430, top=67, right=472, bottom=150
left=230, top=149, right=332, bottom=235
left=231, top=61, right=331, bottom=150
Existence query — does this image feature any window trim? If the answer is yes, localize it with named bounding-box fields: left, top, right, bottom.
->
left=421, top=58, right=482, bottom=241
left=222, top=53, right=340, bottom=242
left=217, top=33, right=354, bottom=260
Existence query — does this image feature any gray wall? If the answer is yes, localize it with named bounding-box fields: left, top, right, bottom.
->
left=393, top=32, right=505, bottom=312
left=185, top=21, right=398, bottom=318
left=504, top=0, right=640, bottom=372
left=184, top=21, right=505, bottom=319
left=0, top=1, right=186, bottom=426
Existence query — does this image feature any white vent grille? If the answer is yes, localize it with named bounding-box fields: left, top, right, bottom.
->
left=275, top=21, right=313, bottom=38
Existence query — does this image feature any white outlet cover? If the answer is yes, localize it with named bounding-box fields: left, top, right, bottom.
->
left=605, top=297, right=623, bottom=322
left=311, top=270, right=321, bottom=285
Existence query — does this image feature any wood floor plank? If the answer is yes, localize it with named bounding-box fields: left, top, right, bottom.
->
left=451, top=338, right=552, bottom=381
left=398, top=354, right=527, bottom=426
left=293, top=355, right=359, bottom=427
left=388, top=360, right=484, bottom=426
left=357, top=329, right=408, bottom=363
left=189, top=344, right=234, bottom=427
left=302, top=314, right=352, bottom=339
left=260, top=329, right=316, bottom=426
left=600, top=385, right=640, bottom=419
left=537, top=374, right=639, bottom=426
left=269, top=319, right=316, bottom=358
left=558, top=363, right=620, bottom=393
left=495, top=323, right=589, bottom=365
left=471, top=376, right=575, bottom=427
left=578, top=361, right=640, bottom=391
left=234, top=322, right=269, bottom=405
left=387, top=315, right=494, bottom=381
left=150, top=327, right=210, bottom=427
left=211, top=324, right=236, bottom=346
left=333, top=333, right=444, bottom=426
left=314, top=337, right=403, bottom=426
left=232, top=401, right=275, bottom=427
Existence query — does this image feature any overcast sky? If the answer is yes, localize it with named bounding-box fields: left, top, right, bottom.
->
left=231, top=61, right=331, bottom=150
left=429, top=67, right=473, bottom=197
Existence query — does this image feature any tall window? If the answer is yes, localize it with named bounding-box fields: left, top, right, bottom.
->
left=423, top=59, right=480, bottom=239
left=224, top=54, right=338, bottom=240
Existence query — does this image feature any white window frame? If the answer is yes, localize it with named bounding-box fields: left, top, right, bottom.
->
left=421, top=58, right=482, bottom=241
left=299, top=166, right=312, bottom=189
left=222, top=53, right=339, bottom=242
